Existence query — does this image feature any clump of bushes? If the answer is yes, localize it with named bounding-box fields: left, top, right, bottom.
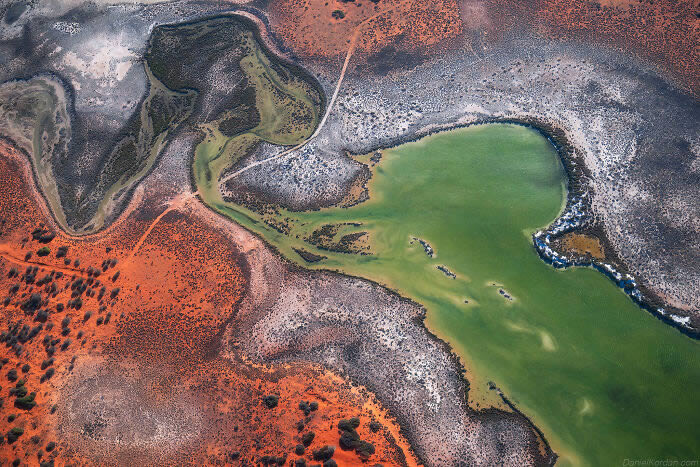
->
left=301, top=431, right=315, bottom=447
left=37, top=247, right=50, bottom=257
left=6, top=426, right=24, bottom=443
left=259, top=454, right=286, bottom=466
left=32, top=228, right=55, bottom=243
left=337, top=417, right=360, bottom=433
left=15, top=392, right=36, bottom=410
left=23, top=293, right=42, bottom=311
left=10, top=380, right=27, bottom=397
left=355, top=440, right=376, bottom=459
left=40, top=367, right=55, bottom=382
left=339, top=429, right=360, bottom=449
left=262, top=394, right=279, bottom=409
left=337, top=417, right=375, bottom=459
left=298, top=400, right=319, bottom=416
left=312, top=445, right=335, bottom=461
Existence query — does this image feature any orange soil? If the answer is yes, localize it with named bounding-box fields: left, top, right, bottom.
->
left=267, top=0, right=463, bottom=59
left=268, top=0, right=698, bottom=93
left=0, top=141, right=416, bottom=465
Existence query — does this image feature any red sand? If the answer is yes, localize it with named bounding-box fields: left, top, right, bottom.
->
left=0, top=141, right=416, bottom=465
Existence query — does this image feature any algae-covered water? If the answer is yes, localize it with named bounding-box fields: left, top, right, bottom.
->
left=199, top=123, right=700, bottom=466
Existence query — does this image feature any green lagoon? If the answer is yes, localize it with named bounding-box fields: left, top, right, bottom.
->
left=198, top=123, right=700, bottom=466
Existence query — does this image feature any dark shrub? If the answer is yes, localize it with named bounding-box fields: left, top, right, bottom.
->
left=15, top=392, right=36, bottom=410
left=369, top=421, right=381, bottom=432
left=46, top=441, right=56, bottom=451
left=339, top=430, right=359, bottom=450
left=355, top=441, right=375, bottom=459
left=37, top=247, right=50, bottom=257
left=262, top=394, right=279, bottom=409
left=35, top=309, right=48, bottom=322
left=7, top=369, right=17, bottom=381
left=295, top=444, right=305, bottom=455
left=337, top=417, right=360, bottom=432
left=23, top=293, right=42, bottom=310
left=32, top=229, right=55, bottom=243
left=301, top=431, right=315, bottom=447
left=7, top=426, right=24, bottom=443
left=312, top=445, right=334, bottom=461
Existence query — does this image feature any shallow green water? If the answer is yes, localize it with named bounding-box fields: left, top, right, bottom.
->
left=200, top=124, right=700, bottom=466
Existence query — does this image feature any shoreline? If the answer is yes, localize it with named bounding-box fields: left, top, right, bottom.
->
left=331, top=117, right=698, bottom=339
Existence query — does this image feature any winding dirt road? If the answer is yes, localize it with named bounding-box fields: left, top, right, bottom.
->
left=218, top=8, right=392, bottom=184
